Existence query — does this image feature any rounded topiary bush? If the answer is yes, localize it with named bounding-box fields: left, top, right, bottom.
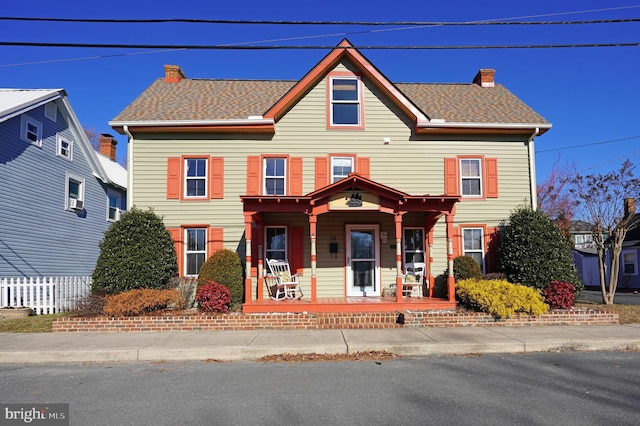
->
left=498, top=206, right=582, bottom=291
left=92, top=207, right=178, bottom=295
left=197, top=248, right=244, bottom=306
left=453, top=255, right=483, bottom=281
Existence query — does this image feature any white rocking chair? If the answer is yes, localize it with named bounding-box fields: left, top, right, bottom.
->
left=265, top=259, right=304, bottom=300
left=402, top=263, right=425, bottom=297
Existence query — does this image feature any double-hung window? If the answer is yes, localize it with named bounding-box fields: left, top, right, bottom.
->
left=185, top=158, right=207, bottom=198
left=460, top=159, right=482, bottom=197
left=264, top=158, right=286, bottom=196
left=331, top=156, right=354, bottom=183
left=21, top=115, right=43, bottom=147
left=65, top=172, right=85, bottom=210
left=108, top=193, right=121, bottom=221
left=330, top=77, right=361, bottom=126
left=403, top=228, right=425, bottom=264
left=185, top=228, right=206, bottom=276
left=623, top=251, right=637, bottom=275
left=56, top=134, right=73, bottom=161
left=462, top=228, right=484, bottom=272
left=265, top=226, right=287, bottom=261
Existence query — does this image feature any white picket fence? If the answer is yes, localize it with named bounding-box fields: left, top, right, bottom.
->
left=0, top=276, right=92, bottom=315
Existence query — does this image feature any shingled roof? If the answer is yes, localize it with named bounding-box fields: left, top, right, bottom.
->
left=110, top=40, right=549, bottom=133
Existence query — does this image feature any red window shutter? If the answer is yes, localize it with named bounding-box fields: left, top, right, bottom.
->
left=485, top=158, right=499, bottom=198
left=486, top=226, right=499, bottom=272
left=246, top=156, right=261, bottom=195
left=289, top=157, right=303, bottom=196
left=444, top=157, right=458, bottom=196
left=290, top=227, right=304, bottom=275
left=450, top=226, right=460, bottom=258
left=167, top=227, right=183, bottom=276
left=357, top=157, right=370, bottom=178
left=166, top=158, right=181, bottom=199
left=209, top=157, right=224, bottom=199
left=208, top=227, right=224, bottom=255
left=315, top=157, right=328, bottom=189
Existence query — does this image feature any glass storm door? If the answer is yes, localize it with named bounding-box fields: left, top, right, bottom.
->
left=346, top=225, right=380, bottom=296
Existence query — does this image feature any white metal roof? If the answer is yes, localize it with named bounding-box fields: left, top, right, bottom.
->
left=0, top=89, right=63, bottom=122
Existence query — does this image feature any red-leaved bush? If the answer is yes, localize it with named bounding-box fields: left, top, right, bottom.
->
left=541, top=280, right=575, bottom=309
left=195, top=281, right=231, bottom=313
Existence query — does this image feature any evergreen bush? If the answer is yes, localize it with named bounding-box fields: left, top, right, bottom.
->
left=452, top=255, right=483, bottom=281
left=197, top=248, right=244, bottom=306
left=456, top=278, right=549, bottom=319
left=498, top=206, right=582, bottom=291
left=92, top=207, right=178, bottom=295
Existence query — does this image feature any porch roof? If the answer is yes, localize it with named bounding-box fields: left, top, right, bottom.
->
left=240, top=173, right=459, bottom=216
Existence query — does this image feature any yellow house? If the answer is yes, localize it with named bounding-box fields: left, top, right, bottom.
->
left=109, top=39, right=550, bottom=313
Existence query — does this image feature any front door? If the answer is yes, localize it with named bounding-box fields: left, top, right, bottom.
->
left=346, top=225, right=380, bottom=296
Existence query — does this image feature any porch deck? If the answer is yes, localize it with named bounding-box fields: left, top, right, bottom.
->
left=243, top=296, right=457, bottom=313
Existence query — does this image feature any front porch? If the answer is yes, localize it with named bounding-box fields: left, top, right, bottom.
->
left=243, top=295, right=457, bottom=313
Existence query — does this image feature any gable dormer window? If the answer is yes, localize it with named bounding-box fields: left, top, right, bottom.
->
left=329, top=75, right=363, bottom=128
left=21, top=115, right=43, bottom=147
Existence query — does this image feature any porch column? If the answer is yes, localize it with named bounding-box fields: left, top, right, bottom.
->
left=309, top=214, right=317, bottom=303
left=395, top=213, right=403, bottom=303
left=255, top=216, right=264, bottom=302
left=243, top=213, right=254, bottom=304
left=427, top=227, right=435, bottom=297
left=445, top=212, right=455, bottom=302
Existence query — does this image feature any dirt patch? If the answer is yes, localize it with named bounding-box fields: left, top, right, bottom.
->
left=259, top=351, right=400, bottom=363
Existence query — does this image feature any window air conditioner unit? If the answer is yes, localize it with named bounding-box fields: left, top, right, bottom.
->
left=70, top=198, right=84, bottom=210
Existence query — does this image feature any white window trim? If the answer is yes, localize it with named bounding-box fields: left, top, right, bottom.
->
left=331, top=156, right=354, bottom=183
left=460, top=158, right=483, bottom=197
left=45, top=102, right=57, bottom=122
left=184, top=158, right=208, bottom=198
left=20, top=115, right=43, bottom=147
left=56, top=133, right=73, bottom=161
left=622, top=250, right=638, bottom=276
left=107, top=191, right=121, bottom=222
left=462, top=227, right=485, bottom=273
left=65, top=171, right=85, bottom=211
left=185, top=228, right=207, bottom=277
left=330, top=76, right=361, bottom=127
left=265, top=226, right=288, bottom=262
left=263, top=158, right=287, bottom=196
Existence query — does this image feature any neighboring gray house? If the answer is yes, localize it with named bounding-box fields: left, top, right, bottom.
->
left=0, top=89, right=126, bottom=278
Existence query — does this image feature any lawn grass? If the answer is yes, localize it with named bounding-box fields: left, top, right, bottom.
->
left=574, top=302, right=640, bottom=325
left=0, top=313, right=68, bottom=333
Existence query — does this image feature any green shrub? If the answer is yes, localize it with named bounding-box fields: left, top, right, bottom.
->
left=103, top=289, right=185, bottom=317
left=456, top=278, right=549, bottom=319
left=92, top=207, right=178, bottom=295
left=452, top=256, right=483, bottom=281
left=498, top=206, right=582, bottom=291
left=195, top=281, right=231, bottom=313
left=197, top=249, right=244, bottom=306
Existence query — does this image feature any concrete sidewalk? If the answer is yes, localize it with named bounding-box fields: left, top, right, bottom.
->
left=2, top=324, right=640, bottom=364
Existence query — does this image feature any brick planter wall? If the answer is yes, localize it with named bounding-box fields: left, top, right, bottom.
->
left=52, top=308, right=618, bottom=332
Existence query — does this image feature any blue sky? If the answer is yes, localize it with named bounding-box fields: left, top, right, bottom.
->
left=1, top=0, right=638, bottom=185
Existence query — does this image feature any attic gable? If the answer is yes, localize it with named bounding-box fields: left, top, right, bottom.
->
left=264, top=39, right=428, bottom=126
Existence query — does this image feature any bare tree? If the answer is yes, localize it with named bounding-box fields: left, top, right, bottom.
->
left=84, top=126, right=100, bottom=151
left=537, top=157, right=576, bottom=238
left=568, top=160, right=640, bottom=304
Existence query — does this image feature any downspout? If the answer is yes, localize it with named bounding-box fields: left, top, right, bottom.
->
left=528, top=127, right=540, bottom=211
left=123, top=125, right=134, bottom=209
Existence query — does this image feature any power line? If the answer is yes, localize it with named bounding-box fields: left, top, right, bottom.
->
left=537, top=136, right=640, bottom=153
left=1, top=41, right=639, bottom=50
left=0, top=16, right=639, bottom=26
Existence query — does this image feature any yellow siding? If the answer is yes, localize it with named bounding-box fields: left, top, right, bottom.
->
left=130, top=59, right=534, bottom=297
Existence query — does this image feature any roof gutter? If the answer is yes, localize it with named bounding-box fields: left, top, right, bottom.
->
left=109, top=117, right=275, bottom=130
left=416, top=119, right=552, bottom=134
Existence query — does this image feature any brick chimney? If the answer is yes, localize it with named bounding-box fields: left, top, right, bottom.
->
left=473, top=69, right=495, bottom=87
left=164, top=64, right=186, bottom=82
left=99, top=133, right=117, bottom=161
left=624, top=198, right=636, bottom=218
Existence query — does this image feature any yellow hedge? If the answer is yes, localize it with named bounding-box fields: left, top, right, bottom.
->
left=455, top=279, right=549, bottom=319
